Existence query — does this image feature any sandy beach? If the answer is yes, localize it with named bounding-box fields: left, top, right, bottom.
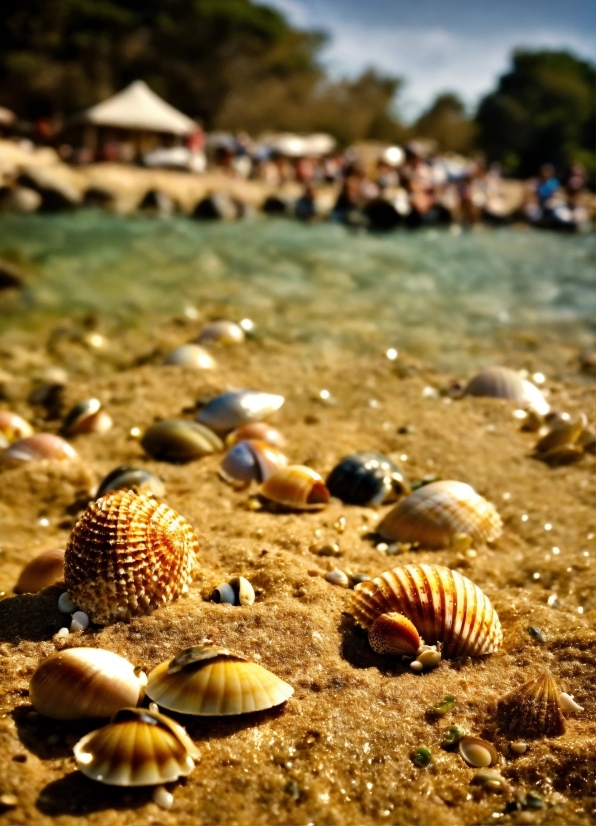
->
left=0, top=320, right=594, bottom=825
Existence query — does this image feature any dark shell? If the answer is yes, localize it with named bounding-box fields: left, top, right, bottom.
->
left=96, top=465, right=166, bottom=499
left=141, top=420, right=223, bottom=462
left=497, top=672, right=565, bottom=738
left=327, top=451, right=409, bottom=506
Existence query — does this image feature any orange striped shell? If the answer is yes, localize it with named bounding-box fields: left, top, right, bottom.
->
left=350, top=563, right=502, bottom=658
left=377, top=480, right=502, bottom=549
left=64, top=490, right=198, bottom=625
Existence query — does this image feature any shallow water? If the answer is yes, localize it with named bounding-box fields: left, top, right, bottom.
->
left=1, top=212, right=594, bottom=372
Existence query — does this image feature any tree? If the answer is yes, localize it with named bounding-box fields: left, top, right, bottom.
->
left=414, top=93, right=477, bottom=155
left=475, top=50, right=596, bottom=179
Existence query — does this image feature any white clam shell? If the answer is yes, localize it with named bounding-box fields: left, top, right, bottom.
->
left=30, top=648, right=146, bottom=719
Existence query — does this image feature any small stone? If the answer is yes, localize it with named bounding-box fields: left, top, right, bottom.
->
left=54, top=627, right=70, bottom=638
left=152, top=785, right=173, bottom=810
left=57, top=592, right=77, bottom=613
left=70, top=611, right=90, bottom=632
left=510, top=740, right=528, bottom=754
left=325, top=570, right=350, bottom=588
left=312, top=542, right=341, bottom=557
left=409, top=660, right=423, bottom=672
left=0, top=794, right=18, bottom=808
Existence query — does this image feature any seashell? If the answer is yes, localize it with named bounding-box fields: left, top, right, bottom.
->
left=71, top=611, right=90, bottom=632
left=62, top=399, right=112, bottom=436
left=163, top=344, right=216, bottom=369
left=368, top=612, right=421, bottom=656
left=2, top=433, right=78, bottom=466
left=73, top=707, right=199, bottom=786
left=197, top=390, right=284, bottom=436
left=377, top=480, right=502, bottom=549
left=15, top=549, right=65, bottom=594
left=220, top=440, right=287, bottom=485
left=145, top=643, right=294, bottom=716
left=497, top=671, right=566, bottom=738
left=30, top=648, right=146, bottom=719
left=559, top=692, right=583, bottom=713
left=96, top=465, right=165, bottom=499
left=535, top=414, right=586, bottom=453
left=350, top=563, right=502, bottom=658
left=226, top=422, right=286, bottom=449
left=141, top=419, right=223, bottom=462
left=326, top=451, right=410, bottom=506
left=228, top=575, right=255, bottom=606
left=459, top=736, right=498, bottom=768
left=464, top=367, right=549, bottom=415
left=196, top=320, right=245, bottom=346
left=211, top=582, right=236, bottom=605
left=325, top=569, right=350, bottom=588
left=260, top=465, right=330, bottom=511
left=58, top=591, right=77, bottom=613
left=64, top=490, right=199, bottom=625
left=0, top=410, right=34, bottom=443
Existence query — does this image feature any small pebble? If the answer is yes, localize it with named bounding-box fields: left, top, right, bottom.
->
left=0, top=794, right=18, bottom=808
left=325, top=570, right=350, bottom=588
left=511, top=740, right=528, bottom=754
left=152, top=785, right=174, bottom=810
left=409, top=660, right=423, bottom=672
left=55, top=627, right=70, bottom=638
left=70, top=611, right=90, bottom=632
left=416, top=647, right=442, bottom=670
left=312, top=542, right=341, bottom=557
left=57, top=592, right=77, bottom=613
left=149, top=702, right=159, bottom=713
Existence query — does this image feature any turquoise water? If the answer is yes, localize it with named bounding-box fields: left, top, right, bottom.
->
left=1, top=212, right=594, bottom=371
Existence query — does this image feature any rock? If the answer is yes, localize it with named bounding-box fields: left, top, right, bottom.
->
left=0, top=185, right=42, bottom=214
left=17, top=167, right=82, bottom=211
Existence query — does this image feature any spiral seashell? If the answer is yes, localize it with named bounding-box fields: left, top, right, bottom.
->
left=2, top=433, right=78, bottom=466
left=368, top=612, right=421, bottom=656
left=497, top=672, right=566, bottom=738
left=350, top=564, right=502, bottom=658
left=260, top=465, right=330, bottom=511
left=220, top=440, right=287, bottom=485
left=62, top=399, right=113, bottom=436
left=64, top=490, right=199, bottom=625
left=0, top=410, right=34, bottom=443
left=145, top=643, right=294, bottom=716
left=464, top=366, right=549, bottom=415
left=141, top=420, right=223, bottom=462
left=73, top=707, right=199, bottom=786
left=96, top=466, right=166, bottom=499
left=197, top=390, right=284, bottom=436
left=30, top=648, right=146, bottom=719
left=327, top=451, right=409, bottom=506
left=15, top=549, right=65, bottom=594
left=196, top=320, right=245, bottom=346
left=377, top=480, right=502, bottom=549
left=163, top=344, right=216, bottom=369
left=226, top=422, right=286, bottom=449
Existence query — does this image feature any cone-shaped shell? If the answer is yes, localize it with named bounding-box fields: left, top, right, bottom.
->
left=2, top=433, right=78, bottom=465
left=368, top=612, right=421, bottom=656
left=464, top=367, right=549, bottom=415
left=64, top=490, right=199, bottom=625
left=15, top=549, right=65, bottom=594
left=96, top=466, right=165, bottom=499
left=146, top=644, right=294, bottom=716
left=30, top=648, right=146, bottom=720
left=497, top=672, right=565, bottom=738
left=220, top=440, right=287, bottom=485
left=73, top=707, right=199, bottom=786
left=261, top=465, right=330, bottom=511
left=141, top=420, right=223, bottom=462
left=197, top=390, right=284, bottom=436
left=377, top=480, right=502, bottom=549
left=0, top=411, right=33, bottom=443
left=350, top=564, right=502, bottom=658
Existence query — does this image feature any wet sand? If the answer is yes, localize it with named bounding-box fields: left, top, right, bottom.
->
left=0, top=327, right=594, bottom=826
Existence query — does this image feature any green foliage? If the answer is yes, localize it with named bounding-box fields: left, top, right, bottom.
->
left=414, top=93, right=477, bottom=155
left=476, top=50, right=596, bottom=178
left=0, top=0, right=405, bottom=144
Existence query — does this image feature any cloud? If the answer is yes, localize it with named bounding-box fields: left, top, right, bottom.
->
left=258, top=1, right=596, bottom=118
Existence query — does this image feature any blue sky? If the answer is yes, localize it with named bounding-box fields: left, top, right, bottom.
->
left=258, top=0, right=596, bottom=119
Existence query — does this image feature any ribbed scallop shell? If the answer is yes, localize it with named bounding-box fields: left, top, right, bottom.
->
left=350, top=564, right=502, bottom=658
left=260, top=465, right=330, bottom=511
left=15, top=548, right=65, bottom=594
left=377, top=480, right=502, bottom=549
left=64, top=490, right=199, bottom=625
left=497, top=672, right=565, bottom=738
left=30, top=648, right=145, bottom=719
left=464, top=367, right=549, bottom=415
left=146, top=644, right=294, bottom=716
left=73, top=707, right=199, bottom=786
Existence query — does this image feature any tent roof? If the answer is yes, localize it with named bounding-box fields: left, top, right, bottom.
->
left=74, top=81, right=196, bottom=135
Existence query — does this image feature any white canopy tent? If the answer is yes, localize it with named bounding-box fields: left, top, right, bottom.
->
left=74, top=80, right=196, bottom=135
